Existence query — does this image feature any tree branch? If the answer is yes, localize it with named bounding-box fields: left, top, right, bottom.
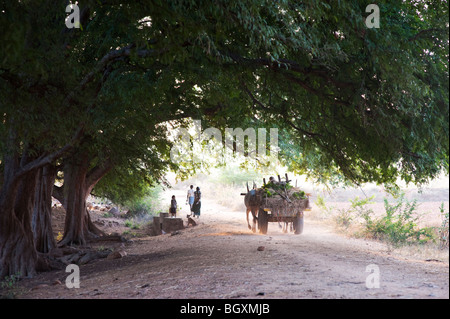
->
left=401, top=149, right=423, bottom=159
left=409, top=28, right=447, bottom=42
left=285, top=118, right=323, bottom=139
left=227, top=52, right=356, bottom=90
left=63, top=42, right=164, bottom=105
left=281, top=72, right=351, bottom=107
left=15, top=125, right=85, bottom=180
left=85, top=159, right=114, bottom=191
left=240, top=81, right=269, bottom=110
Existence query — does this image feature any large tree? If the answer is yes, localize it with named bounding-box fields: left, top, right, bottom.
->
left=187, top=0, right=449, bottom=185
left=0, top=0, right=448, bottom=278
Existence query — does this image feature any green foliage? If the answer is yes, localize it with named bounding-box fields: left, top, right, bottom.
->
left=124, top=219, right=141, bottom=229
left=314, top=195, right=327, bottom=210
left=124, top=220, right=132, bottom=228
left=314, top=194, right=334, bottom=219
left=1, top=0, right=448, bottom=200
left=124, top=186, right=163, bottom=217
left=292, top=190, right=307, bottom=200
left=335, top=196, right=375, bottom=230
left=262, top=181, right=292, bottom=192
left=334, top=209, right=354, bottom=230
left=317, top=193, right=441, bottom=248
left=0, top=273, right=20, bottom=290
left=260, top=179, right=308, bottom=201
left=0, top=273, right=21, bottom=299
left=264, top=190, right=273, bottom=198
left=360, top=195, right=435, bottom=248
left=93, top=167, right=157, bottom=207
left=439, top=203, right=449, bottom=249
left=3, top=0, right=448, bottom=281
left=236, top=0, right=450, bottom=186
left=122, top=230, right=139, bottom=238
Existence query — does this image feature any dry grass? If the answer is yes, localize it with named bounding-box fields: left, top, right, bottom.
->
left=310, top=198, right=449, bottom=263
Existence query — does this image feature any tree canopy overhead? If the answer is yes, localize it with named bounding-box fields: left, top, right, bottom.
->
left=1, top=0, right=448, bottom=184
left=150, top=0, right=449, bottom=185
left=0, top=0, right=448, bottom=277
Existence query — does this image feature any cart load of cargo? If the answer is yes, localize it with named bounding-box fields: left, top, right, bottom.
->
left=242, top=174, right=311, bottom=235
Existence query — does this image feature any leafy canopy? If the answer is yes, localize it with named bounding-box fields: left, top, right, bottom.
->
left=1, top=0, right=448, bottom=194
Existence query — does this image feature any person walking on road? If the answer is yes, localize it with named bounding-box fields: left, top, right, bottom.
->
left=186, top=185, right=195, bottom=212
left=192, top=187, right=201, bottom=218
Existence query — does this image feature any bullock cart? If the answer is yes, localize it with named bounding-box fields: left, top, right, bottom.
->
left=242, top=174, right=311, bottom=235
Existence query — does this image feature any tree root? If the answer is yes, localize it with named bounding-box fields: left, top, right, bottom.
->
left=37, top=246, right=113, bottom=271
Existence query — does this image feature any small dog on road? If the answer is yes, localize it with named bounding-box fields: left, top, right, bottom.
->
left=186, top=214, right=197, bottom=227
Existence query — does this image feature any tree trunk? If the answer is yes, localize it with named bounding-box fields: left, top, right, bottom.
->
left=32, top=165, right=57, bottom=253
left=84, top=159, right=112, bottom=237
left=0, top=217, right=38, bottom=278
left=59, top=153, right=90, bottom=246
left=0, top=119, right=84, bottom=278
left=0, top=153, right=39, bottom=278
left=58, top=153, right=111, bottom=246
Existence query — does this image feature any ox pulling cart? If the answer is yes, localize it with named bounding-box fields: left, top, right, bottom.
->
left=242, top=174, right=311, bottom=235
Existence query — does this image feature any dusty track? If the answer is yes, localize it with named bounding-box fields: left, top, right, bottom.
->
left=17, top=189, right=449, bottom=299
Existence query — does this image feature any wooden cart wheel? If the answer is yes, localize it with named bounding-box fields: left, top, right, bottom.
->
left=258, top=209, right=269, bottom=234
left=293, top=212, right=304, bottom=235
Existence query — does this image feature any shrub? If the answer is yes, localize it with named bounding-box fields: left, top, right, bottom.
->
left=361, top=194, right=435, bottom=248
left=0, top=273, right=22, bottom=299
left=125, top=219, right=141, bottom=229
left=439, top=203, right=449, bottom=249
left=335, top=196, right=375, bottom=230
left=334, top=208, right=354, bottom=229
left=314, top=195, right=332, bottom=216
left=124, top=185, right=163, bottom=217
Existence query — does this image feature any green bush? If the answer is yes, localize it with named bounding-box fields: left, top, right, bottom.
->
left=125, top=219, right=141, bottom=229
left=0, top=273, right=22, bottom=299
left=361, top=195, right=435, bottom=248
left=314, top=195, right=327, bottom=211
left=124, top=185, right=163, bottom=217
left=439, top=203, right=449, bottom=249
left=314, top=194, right=334, bottom=219
left=335, top=196, right=375, bottom=230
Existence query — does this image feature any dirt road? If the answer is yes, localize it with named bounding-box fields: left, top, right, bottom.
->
left=18, top=189, right=449, bottom=299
